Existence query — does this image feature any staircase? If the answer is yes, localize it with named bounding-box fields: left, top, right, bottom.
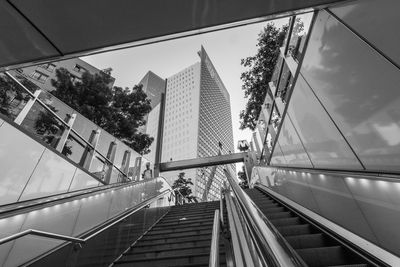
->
left=113, top=201, right=226, bottom=267
left=244, top=188, right=371, bottom=267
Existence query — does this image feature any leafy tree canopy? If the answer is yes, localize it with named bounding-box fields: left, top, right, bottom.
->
left=172, top=172, right=197, bottom=203
left=239, top=23, right=288, bottom=130
left=51, top=68, right=154, bottom=154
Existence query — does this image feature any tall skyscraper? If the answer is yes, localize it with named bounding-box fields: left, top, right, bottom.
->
left=138, top=71, right=166, bottom=164
left=161, top=46, right=235, bottom=201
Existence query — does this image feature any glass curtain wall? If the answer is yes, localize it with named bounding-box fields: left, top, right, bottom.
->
left=261, top=0, right=400, bottom=174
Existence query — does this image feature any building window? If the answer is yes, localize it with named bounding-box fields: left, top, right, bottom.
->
left=70, top=73, right=81, bottom=83
left=73, top=64, right=86, bottom=73
left=30, top=70, right=49, bottom=83
left=41, top=63, right=56, bottom=72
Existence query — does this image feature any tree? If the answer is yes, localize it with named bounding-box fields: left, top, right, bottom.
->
left=51, top=68, right=154, bottom=154
left=172, top=172, right=197, bottom=203
left=239, top=23, right=288, bottom=130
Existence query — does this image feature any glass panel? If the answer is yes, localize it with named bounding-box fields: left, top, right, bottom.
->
left=89, top=153, right=110, bottom=182
left=287, top=12, right=314, bottom=61
left=38, top=91, right=74, bottom=123
left=128, top=154, right=141, bottom=181
left=6, top=71, right=40, bottom=93
left=96, top=130, right=115, bottom=158
left=330, top=0, right=400, bottom=67
left=288, top=76, right=362, bottom=169
left=276, top=62, right=293, bottom=103
left=71, top=113, right=98, bottom=142
left=69, top=169, right=100, bottom=191
left=19, top=149, right=76, bottom=201
left=0, top=122, right=45, bottom=205
left=301, top=10, right=400, bottom=171
left=20, top=101, right=67, bottom=149
left=140, top=157, right=152, bottom=180
left=0, top=73, right=32, bottom=120
left=114, top=140, right=129, bottom=170
left=256, top=111, right=267, bottom=142
left=109, top=167, right=126, bottom=184
left=270, top=141, right=287, bottom=166
left=62, top=131, right=87, bottom=165
left=271, top=55, right=283, bottom=87
left=262, top=90, right=274, bottom=120
left=276, top=115, right=312, bottom=167
left=271, top=106, right=281, bottom=132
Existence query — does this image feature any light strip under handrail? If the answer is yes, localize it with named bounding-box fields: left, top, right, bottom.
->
left=0, top=183, right=173, bottom=253
left=0, top=229, right=85, bottom=246
left=209, top=209, right=220, bottom=267
left=223, top=169, right=302, bottom=267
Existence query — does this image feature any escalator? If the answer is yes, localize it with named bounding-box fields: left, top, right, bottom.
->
left=244, top=187, right=373, bottom=267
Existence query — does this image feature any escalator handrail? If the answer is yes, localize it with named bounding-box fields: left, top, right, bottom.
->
left=209, top=209, right=220, bottom=267
left=0, top=176, right=171, bottom=217
left=223, top=169, right=303, bottom=267
left=0, top=229, right=85, bottom=246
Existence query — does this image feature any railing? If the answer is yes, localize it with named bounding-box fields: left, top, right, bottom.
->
left=209, top=209, right=220, bottom=267
left=0, top=229, right=85, bottom=247
left=223, top=168, right=304, bottom=267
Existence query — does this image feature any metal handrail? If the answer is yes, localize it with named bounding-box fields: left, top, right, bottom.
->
left=224, top=169, right=303, bottom=267
left=209, top=209, right=220, bottom=267
left=0, top=229, right=85, bottom=246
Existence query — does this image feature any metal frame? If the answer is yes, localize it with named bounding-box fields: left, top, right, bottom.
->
left=0, top=229, right=85, bottom=246
left=209, top=209, right=221, bottom=267
left=224, top=169, right=304, bottom=267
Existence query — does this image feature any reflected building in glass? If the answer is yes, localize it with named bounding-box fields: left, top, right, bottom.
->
left=258, top=1, right=400, bottom=173
left=161, top=46, right=235, bottom=201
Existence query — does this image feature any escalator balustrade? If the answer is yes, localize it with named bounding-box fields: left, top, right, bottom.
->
left=244, top=188, right=372, bottom=267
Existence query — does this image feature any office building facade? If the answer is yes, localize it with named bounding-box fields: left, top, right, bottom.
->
left=161, top=47, right=235, bottom=201
left=14, top=58, right=115, bottom=92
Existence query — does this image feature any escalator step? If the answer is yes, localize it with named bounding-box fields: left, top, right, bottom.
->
left=285, top=233, right=332, bottom=249
left=276, top=224, right=312, bottom=236
left=265, top=211, right=292, bottom=219
left=260, top=206, right=286, bottom=213
left=296, top=246, right=356, bottom=267
left=270, top=217, right=302, bottom=227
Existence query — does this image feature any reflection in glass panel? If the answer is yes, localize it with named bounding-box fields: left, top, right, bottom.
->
left=0, top=123, right=45, bottom=205
left=330, top=0, right=400, bottom=67
left=19, top=149, right=76, bottom=201
left=287, top=12, right=314, bottom=61
left=109, top=167, right=126, bottom=184
left=71, top=114, right=98, bottom=142
left=256, top=111, right=267, bottom=142
left=62, top=131, right=87, bottom=165
left=265, top=132, right=273, bottom=153
left=301, top=10, right=400, bottom=171
left=89, top=153, right=110, bottom=182
left=114, top=140, right=129, bottom=170
left=288, top=75, right=363, bottom=169
left=128, top=154, right=141, bottom=181
left=96, top=130, right=115, bottom=158
left=0, top=73, right=32, bottom=120
left=20, top=101, right=66, bottom=148
left=271, top=55, right=283, bottom=87
left=270, top=141, right=287, bottom=166
left=38, top=91, right=74, bottom=123
left=262, top=90, right=274, bottom=120
left=276, top=63, right=293, bottom=104
left=277, top=115, right=312, bottom=167
left=271, top=106, right=281, bottom=132
left=69, top=169, right=100, bottom=191
left=7, top=71, right=40, bottom=93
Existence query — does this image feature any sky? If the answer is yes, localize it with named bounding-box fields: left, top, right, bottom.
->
left=82, top=18, right=288, bottom=155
